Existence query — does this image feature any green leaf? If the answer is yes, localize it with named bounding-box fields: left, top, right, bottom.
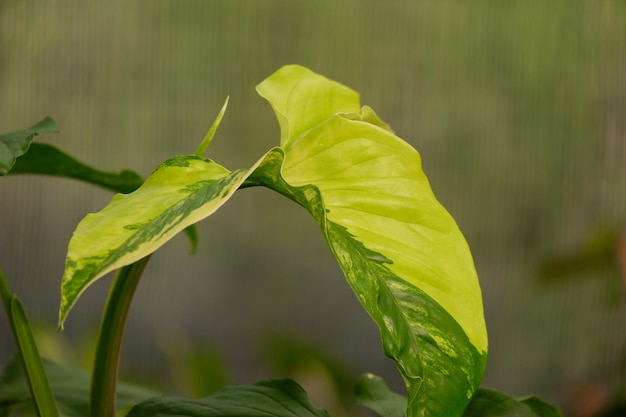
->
left=519, top=396, right=565, bottom=417
left=0, top=355, right=159, bottom=417
left=59, top=65, right=488, bottom=416
left=1, top=266, right=60, bottom=417
left=462, top=388, right=563, bottom=417
left=10, top=142, right=144, bottom=194
left=194, top=96, right=229, bottom=157
left=10, top=300, right=61, bottom=417
left=354, top=373, right=406, bottom=417
left=125, top=379, right=330, bottom=417
left=0, top=117, right=59, bottom=175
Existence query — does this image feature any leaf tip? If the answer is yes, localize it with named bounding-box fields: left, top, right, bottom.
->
left=57, top=304, right=67, bottom=332
left=194, top=96, right=230, bottom=157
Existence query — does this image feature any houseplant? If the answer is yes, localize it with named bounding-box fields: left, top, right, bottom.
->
left=1, top=65, right=562, bottom=417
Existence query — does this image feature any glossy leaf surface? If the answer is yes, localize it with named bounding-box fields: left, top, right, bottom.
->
left=59, top=65, right=488, bottom=416
left=126, top=379, right=329, bottom=417
left=0, top=117, right=59, bottom=175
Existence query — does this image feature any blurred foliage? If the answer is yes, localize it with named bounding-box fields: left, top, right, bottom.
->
left=261, top=334, right=359, bottom=417
left=0, top=354, right=159, bottom=417
left=539, top=226, right=626, bottom=304
left=159, top=327, right=230, bottom=398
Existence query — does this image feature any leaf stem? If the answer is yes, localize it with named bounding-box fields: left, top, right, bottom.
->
left=89, top=256, right=151, bottom=417
left=0, top=264, right=13, bottom=316
left=1, top=264, right=61, bottom=417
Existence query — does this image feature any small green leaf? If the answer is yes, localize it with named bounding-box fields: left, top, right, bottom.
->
left=0, top=355, right=159, bottom=417
left=194, top=96, right=229, bottom=157
left=125, top=379, right=330, bottom=417
left=354, top=374, right=406, bottom=417
left=462, top=388, right=562, bottom=417
left=0, top=117, right=59, bottom=175
left=9, top=142, right=143, bottom=194
left=519, top=397, right=564, bottom=417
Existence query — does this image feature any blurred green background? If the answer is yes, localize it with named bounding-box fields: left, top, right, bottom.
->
left=1, top=1, right=625, bottom=415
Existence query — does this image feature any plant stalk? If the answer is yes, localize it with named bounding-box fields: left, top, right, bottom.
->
left=1, top=264, right=61, bottom=417
left=89, top=256, right=151, bottom=417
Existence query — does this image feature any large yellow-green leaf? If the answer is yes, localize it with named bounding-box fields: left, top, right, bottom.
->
left=253, top=65, right=488, bottom=417
left=59, top=65, right=488, bottom=417
left=255, top=65, right=360, bottom=150
left=246, top=146, right=486, bottom=417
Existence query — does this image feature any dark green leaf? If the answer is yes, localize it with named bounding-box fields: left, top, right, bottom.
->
left=0, top=117, right=59, bottom=175
left=354, top=374, right=406, bottom=417
left=0, top=355, right=159, bottom=417
left=462, top=388, right=562, bottom=417
left=126, top=379, right=330, bottom=417
left=10, top=142, right=143, bottom=194
left=519, top=397, right=564, bottom=417
left=184, top=224, right=199, bottom=255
